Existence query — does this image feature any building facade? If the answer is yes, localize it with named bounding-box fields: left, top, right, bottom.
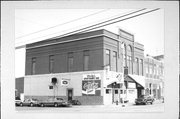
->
left=24, top=29, right=146, bottom=105
left=144, top=55, right=164, bottom=99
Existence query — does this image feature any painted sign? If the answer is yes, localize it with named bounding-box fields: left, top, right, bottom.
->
left=128, top=82, right=136, bottom=88
left=82, top=80, right=101, bottom=95
left=61, top=78, right=70, bottom=86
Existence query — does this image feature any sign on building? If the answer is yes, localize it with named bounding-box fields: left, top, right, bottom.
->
left=61, top=78, right=70, bottom=86
left=82, top=74, right=101, bottom=96
left=128, top=82, right=136, bottom=89
left=83, top=74, right=101, bottom=80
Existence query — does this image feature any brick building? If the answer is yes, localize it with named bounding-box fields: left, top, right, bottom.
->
left=24, top=29, right=145, bottom=105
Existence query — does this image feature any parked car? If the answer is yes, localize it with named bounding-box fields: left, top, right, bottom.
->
left=135, top=95, right=154, bottom=105
left=15, top=96, right=21, bottom=106
left=19, top=98, right=38, bottom=107
left=68, top=100, right=81, bottom=105
left=19, top=98, right=39, bottom=107
left=38, top=97, right=72, bottom=107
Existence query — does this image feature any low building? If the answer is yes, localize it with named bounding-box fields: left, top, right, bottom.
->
left=24, top=29, right=145, bottom=105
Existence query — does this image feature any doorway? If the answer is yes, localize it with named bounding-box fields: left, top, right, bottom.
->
left=67, top=89, right=73, bottom=101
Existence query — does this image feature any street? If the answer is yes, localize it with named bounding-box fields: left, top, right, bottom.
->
left=16, top=102, right=164, bottom=113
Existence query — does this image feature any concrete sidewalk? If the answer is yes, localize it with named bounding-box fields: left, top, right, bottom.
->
left=74, top=99, right=164, bottom=108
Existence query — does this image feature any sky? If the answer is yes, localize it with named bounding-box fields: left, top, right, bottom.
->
left=15, top=9, right=164, bottom=78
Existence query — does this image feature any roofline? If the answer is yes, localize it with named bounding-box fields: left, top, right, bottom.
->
left=26, top=29, right=143, bottom=50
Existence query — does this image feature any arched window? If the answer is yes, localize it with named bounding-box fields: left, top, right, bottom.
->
left=127, top=45, right=133, bottom=74
left=135, top=57, right=139, bottom=75
left=121, top=42, right=126, bottom=67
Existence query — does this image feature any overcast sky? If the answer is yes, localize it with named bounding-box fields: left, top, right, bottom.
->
left=15, top=9, right=164, bottom=78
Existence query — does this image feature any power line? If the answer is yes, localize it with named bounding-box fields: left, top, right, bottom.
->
left=16, top=9, right=110, bottom=39
left=16, top=9, right=144, bottom=45
left=77, top=8, right=160, bottom=34
left=50, top=8, right=146, bottom=40
left=15, top=8, right=160, bottom=49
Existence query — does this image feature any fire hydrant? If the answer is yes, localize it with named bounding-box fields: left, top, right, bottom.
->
left=116, top=100, right=118, bottom=105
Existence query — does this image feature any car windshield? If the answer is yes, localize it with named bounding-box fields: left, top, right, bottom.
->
left=56, top=98, right=63, bottom=100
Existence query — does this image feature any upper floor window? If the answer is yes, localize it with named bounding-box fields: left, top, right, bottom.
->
left=49, top=55, right=54, bottom=73
left=121, top=43, right=126, bottom=67
left=127, top=45, right=133, bottom=74
left=31, top=57, right=36, bottom=75
left=105, top=49, right=110, bottom=69
left=140, top=59, right=143, bottom=76
left=68, top=52, right=74, bottom=72
left=112, top=51, right=117, bottom=71
left=83, top=50, right=89, bottom=71
left=135, top=57, right=139, bottom=75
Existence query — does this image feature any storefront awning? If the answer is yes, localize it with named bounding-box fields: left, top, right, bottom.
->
left=128, top=74, right=145, bottom=88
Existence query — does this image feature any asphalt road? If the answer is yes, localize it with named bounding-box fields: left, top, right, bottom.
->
left=16, top=103, right=164, bottom=113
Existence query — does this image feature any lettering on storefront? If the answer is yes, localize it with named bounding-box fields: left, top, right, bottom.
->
left=83, top=74, right=101, bottom=80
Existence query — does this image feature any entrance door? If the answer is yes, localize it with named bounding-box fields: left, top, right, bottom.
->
left=67, top=89, right=73, bottom=101
left=114, top=89, right=119, bottom=102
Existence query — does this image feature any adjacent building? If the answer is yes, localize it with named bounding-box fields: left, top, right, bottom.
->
left=144, top=55, right=164, bottom=99
left=23, top=29, right=163, bottom=105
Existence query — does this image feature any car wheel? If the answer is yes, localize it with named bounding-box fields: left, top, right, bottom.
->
left=30, top=103, right=33, bottom=107
left=20, top=103, right=23, bottom=107
left=40, top=103, right=44, bottom=107
left=77, top=101, right=81, bottom=105
left=151, top=102, right=153, bottom=105
left=54, top=103, right=58, bottom=107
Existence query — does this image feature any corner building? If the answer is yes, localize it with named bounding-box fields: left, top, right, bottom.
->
left=24, top=29, right=145, bottom=105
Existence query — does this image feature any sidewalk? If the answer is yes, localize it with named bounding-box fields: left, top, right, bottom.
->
left=73, top=99, right=163, bottom=108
